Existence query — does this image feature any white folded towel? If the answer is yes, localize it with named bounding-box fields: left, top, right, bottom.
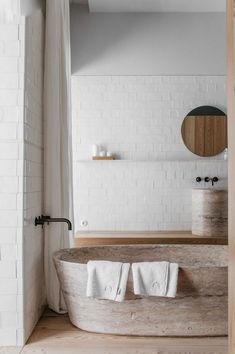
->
left=86, top=260, right=130, bottom=302
left=167, top=263, right=179, bottom=298
left=132, top=261, right=179, bottom=298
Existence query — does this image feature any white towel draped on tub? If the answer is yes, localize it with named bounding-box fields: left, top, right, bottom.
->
left=132, top=262, right=179, bottom=298
left=86, top=261, right=130, bottom=302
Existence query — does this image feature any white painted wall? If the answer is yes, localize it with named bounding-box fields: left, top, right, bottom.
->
left=0, top=2, right=45, bottom=346
left=70, top=6, right=226, bottom=75
left=72, top=76, right=227, bottom=232
left=87, top=0, right=226, bottom=13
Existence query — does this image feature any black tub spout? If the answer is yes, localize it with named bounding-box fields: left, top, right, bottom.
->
left=35, top=215, right=72, bottom=230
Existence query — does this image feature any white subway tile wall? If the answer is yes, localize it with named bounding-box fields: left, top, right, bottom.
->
left=72, top=76, right=228, bottom=232
left=0, top=4, right=24, bottom=345
left=0, top=7, right=44, bottom=346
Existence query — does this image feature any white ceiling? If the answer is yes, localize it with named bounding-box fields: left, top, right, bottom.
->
left=70, top=0, right=225, bottom=12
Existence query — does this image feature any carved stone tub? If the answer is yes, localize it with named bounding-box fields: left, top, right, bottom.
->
left=54, top=245, right=228, bottom=336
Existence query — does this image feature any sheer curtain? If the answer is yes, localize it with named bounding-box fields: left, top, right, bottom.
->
left=44, top=0, right=74, bottom=313
left=0, top=0, right=19, bottom=22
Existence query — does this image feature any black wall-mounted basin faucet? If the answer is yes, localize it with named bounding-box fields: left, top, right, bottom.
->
left=204, top=177, right=219, bottom=186
left=35, top=215, right=72, bottom=230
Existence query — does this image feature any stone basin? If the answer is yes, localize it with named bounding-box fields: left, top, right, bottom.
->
left=192, top=188, right=228, bottom=237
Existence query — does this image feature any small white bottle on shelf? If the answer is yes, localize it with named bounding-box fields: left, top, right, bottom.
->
left=92, top=144, right=99, bottom=157
left=224, top=148, right=228, bottom=161
left=99, top=150, right=106, bottom=157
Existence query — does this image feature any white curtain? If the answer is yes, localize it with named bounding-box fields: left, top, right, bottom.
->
left=44, top=0, right=74, bottom=313
left=0, top=0, right=19, bottom=22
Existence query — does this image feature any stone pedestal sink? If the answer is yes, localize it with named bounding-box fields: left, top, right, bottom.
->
left=192, top=189, right=228, bottom=237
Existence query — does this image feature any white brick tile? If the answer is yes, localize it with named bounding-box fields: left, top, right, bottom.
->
left=0, top=228, right=16, bottom=244
left=16, top=260, right=22, bottom=278
left=18, top=143, right=23, bottom=159
left=0, top=123, right=17, bottom=139
left=0, top=90, right=18, bottom=106
left=0, top=177, right=18, bottom=193
left=0, top=160, right=17, bottom=175
left=0, top=194, right=16, bottom=209
left=1, top=106, right=19, bottom=122
left=0, top=58, right=18, bottom=73
left=0, top=42, right=4, bottom=55
left=0, top=261, right=16, bottom=278
left=19, top=21, right=25, bottom=42
left=17, top=277, right=23, bottom=294
left=1, top=311, right=18, bottom=327
left=16, top=294, right=23, bottom=312
left=0, top=143, right=18, bottom=159
left=0, top=25, right=18, bottom=41
left=0, top=279, right=17, bottom=294
left=16, top=328, right=24, bottom=346
left=16, top=228, right=22, bottom=244
left=4, top=41, right=20, bottom=57
left=0, top=329, right=17, bottom=346
left=18, top=57, right=24, bottom=73
left=0, top=74, right=19, bottom=89
left=1, top=244, right=17, bottom=260
left=0, top=295, right=17, bottom=311
left=0, top=210, right=18, bottom=227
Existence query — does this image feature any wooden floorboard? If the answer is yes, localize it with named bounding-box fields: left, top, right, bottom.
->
left=36, top=315, right=77, bottom=331
left=0, top=348, right=22, bottom=354
left=0, top=311, right=229, bottom=354
left=21, top=331, right=229, bottom=354
left=23, top=312, right=228, bottom=354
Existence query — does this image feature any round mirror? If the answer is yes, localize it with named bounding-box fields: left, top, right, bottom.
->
left=181, top=106, right=227, bottom=157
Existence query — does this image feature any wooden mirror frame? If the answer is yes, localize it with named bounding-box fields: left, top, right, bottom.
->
left=181, top=106, right=227, bottom=157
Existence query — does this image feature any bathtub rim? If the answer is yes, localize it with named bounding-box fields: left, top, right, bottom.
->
left=53, top=244, right=228, bottom=267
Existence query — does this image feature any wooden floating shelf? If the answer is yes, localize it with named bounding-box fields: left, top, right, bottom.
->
left=92, top=156, right=114, bottom=160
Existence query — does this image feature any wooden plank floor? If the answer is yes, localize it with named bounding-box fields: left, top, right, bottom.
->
left=0, top=310, right=228, bottom=354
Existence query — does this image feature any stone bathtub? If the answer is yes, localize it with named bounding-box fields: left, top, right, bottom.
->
left=54, top=244, right=228, bottom=336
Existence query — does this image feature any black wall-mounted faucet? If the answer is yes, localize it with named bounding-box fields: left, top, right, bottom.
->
left=35, top=215, right=72, bottom=230
left=204, top=177, right=219, bottom=186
